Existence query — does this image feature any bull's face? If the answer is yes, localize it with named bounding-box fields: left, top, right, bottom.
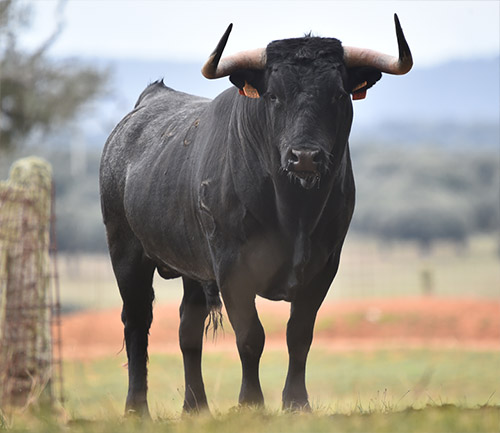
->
left=264, top=61, right=353, bottom=189
left=202, top=17, right=412, bottom=189
left=259, top=47, right=358, bottom=189
left=229, top=40, right=382, bottom=189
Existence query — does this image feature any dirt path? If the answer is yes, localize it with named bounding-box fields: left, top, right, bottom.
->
left=60, top=297, right=500, bottom=360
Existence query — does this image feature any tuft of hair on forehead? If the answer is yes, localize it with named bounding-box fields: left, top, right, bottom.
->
left=266, top=36, right=344, bottom=66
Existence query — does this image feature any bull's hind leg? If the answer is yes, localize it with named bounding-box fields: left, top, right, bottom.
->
left=107, top=228, right=156, bottom=418
left=179, top=278, right=210, bottom=412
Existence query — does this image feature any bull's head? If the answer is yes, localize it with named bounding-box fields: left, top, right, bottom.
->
left=202, top=14, right=412, bottom=189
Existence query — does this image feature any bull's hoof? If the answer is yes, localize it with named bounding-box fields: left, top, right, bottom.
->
left=237, top=400, right=265, bottom=411
left=282, top=400, right=311, bottom=412
left=125, top=406, right=152, bottom=420
left=238, top=389, right=265, bottom=408
left=182, top=402, right=211, bottom=416
left=228, top=403, right=265, bottom=413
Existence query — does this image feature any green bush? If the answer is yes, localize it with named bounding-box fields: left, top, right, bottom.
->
left=351, top=144, right=499, bottom=248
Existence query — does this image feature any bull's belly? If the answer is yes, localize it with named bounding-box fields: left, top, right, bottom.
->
left=226, top=232, right=330, bottom=302
left=142, top=236, right=215, bottom=282
left=126, top=212, right=216, bottom=282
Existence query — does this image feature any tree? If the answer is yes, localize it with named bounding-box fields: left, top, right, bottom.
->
left=0, top=0, right=108, bottom=150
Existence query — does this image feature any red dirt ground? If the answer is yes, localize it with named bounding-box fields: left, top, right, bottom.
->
left=60, top=297, right=500, bottom=360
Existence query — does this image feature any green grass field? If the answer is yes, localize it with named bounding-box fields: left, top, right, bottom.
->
left=3, top=348, right=499, bottom=432
left=3, top=235, right=495, bottom=431
left=63, top=349, right=500, bottom=417
left=6, top=405, right=499, bottom=433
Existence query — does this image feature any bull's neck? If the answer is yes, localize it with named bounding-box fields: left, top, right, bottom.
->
left=228, top=95, right=352, bottom=236
left=229, top=96, right=279, bottom=172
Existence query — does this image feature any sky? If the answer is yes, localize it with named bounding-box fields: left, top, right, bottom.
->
left=18, top=0, right=500, bottom=68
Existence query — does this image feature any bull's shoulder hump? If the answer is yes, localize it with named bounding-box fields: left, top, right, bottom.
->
left=103, top=84, right=210, bottom=147
left=135, top=80, right=211, bottom=109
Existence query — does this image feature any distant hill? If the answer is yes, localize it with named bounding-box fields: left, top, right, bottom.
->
left=353, top=56, right=500, bottom=124
left=85, top=56, right=499, bottom=149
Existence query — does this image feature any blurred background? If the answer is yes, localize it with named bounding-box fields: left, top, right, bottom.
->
left=1, top=0, right=498, bottom=309
left=0, top=0, right=500, bottom=310
left=0, top=0, right=499, bottom=418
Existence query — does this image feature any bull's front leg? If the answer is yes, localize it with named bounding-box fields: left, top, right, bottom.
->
left=282, top=300, right=321, bottom=410
left=282, top=257, right=339, bottom=410
left=221, top=286, right=265, bottom=407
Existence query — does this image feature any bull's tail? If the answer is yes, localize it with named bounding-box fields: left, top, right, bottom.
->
left=203, top=283, right=223, bottom=339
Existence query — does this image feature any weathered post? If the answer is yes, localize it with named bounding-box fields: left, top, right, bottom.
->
left=0, top=157, right=54, bottom=408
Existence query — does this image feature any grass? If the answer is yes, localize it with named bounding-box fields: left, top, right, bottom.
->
left=19, top=234, right=495, bottom=431
left=3, top=405, right=499, bottom=433
left=2, top=349, right=499, bottom=432
left=54, top=349, right=500, bottom=419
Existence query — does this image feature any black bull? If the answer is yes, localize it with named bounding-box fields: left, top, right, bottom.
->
left=100, top=16, right=412, bottom=416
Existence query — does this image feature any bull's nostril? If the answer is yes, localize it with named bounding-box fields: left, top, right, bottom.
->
left=289, top=149, right=320, bottom=172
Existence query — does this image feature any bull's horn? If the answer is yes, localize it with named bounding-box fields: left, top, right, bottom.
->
left=201, top=24, right=267, bottom=79
left=343, top=14, right=413, bottom=75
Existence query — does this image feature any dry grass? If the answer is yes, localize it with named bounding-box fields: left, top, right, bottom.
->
left=2, top=349, right=499, bottom=432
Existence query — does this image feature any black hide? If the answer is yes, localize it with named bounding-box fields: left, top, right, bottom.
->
left=100, top=36, right=380, bottom=416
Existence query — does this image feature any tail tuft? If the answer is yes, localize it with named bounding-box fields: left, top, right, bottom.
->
left=204, top=283, right=224, bottom=339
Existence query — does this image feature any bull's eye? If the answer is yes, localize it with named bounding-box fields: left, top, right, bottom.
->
left=268, top=94, right=278, bottom=103
left=335, top=92, right=347, bottom=102
left=332, top=91, right=348, bottom=105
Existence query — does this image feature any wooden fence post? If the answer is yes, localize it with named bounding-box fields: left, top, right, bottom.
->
left=0, top=157, right=54, bottom=408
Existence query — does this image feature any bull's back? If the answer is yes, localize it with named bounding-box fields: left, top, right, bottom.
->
left=100, top=82, right=216, bottom=280
left=102, top=82, right=210, bottom=178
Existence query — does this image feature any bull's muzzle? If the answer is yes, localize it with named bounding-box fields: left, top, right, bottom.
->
left=288, top=149, right=320, bottom=173
left=285, top=149, right=322, bottom=189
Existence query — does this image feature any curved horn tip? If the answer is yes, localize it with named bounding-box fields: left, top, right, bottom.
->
left=223, top=23, right=233, bottom=39
left=344, top=13, right=412, bottom=75
left=202, top=23, right=234, bottom=79
left=394, top=13, right=401, bottom=27
left=215, top=23, right=234, bottom=56
left=394, top=13, right=406, bottom=39
left=394, top=13, right=413, bottom=73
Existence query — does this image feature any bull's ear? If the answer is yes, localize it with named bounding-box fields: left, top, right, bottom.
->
left=229, top=70, right=266, bottom=99
left=347, top=66, right=382, bottom=100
